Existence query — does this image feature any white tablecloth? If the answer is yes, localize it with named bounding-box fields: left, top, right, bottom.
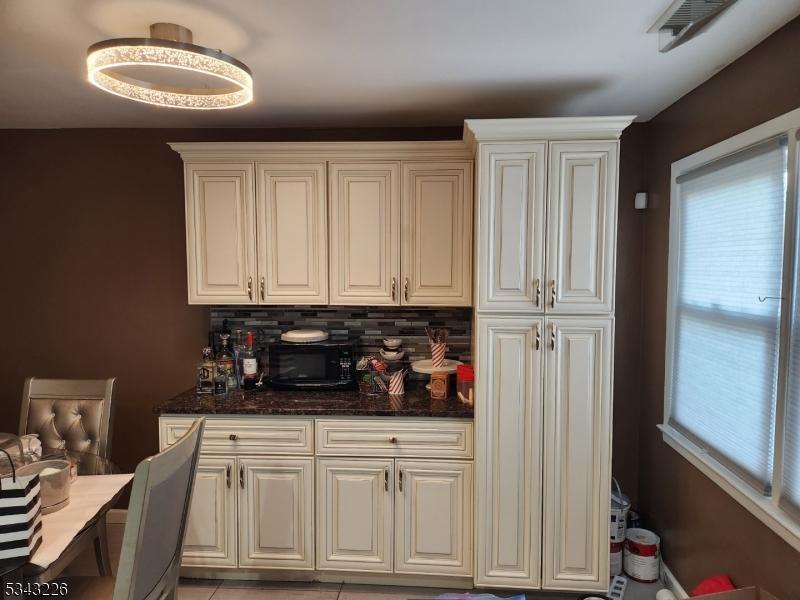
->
left=30, top=474, right=133, bottom=569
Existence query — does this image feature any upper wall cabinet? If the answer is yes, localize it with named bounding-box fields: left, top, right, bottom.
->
left=402, top=162, right=473, bottom=306
left=173, top=142, right=474, bottom=306
left=184, top=163, right=257, bottom=304
left=476, top=143, right=547, bottom=313
left=256, top=163, right=328, bottom=304
left=329, top=162, right=401, bottom=306
left=546, top=141, right=618, bottom=314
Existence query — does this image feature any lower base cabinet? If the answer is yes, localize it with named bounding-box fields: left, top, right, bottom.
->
left=183, top=457, right=237, bottom=568
left=316, top=458, right=473, bottom=576
left=239, top=457, right=314, bottom=569
left=395, top=460, right=472, bottom=577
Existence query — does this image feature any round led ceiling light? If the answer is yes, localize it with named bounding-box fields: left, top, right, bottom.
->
left=87, top=23, right=253, bottom=110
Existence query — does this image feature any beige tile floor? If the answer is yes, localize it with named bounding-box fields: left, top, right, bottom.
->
left=60, top=519, right=662, bottom=600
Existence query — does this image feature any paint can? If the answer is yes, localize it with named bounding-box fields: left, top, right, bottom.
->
left=610, top=541, right=623, bottom=576
left=610, top=478, right=630, bottom=543
left=624, top=528, right=660, bottom=583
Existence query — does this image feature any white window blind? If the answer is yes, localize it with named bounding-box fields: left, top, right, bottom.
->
left=669, top=135, right=788, bottom=492
left=782, top=144, right=800, bottom=514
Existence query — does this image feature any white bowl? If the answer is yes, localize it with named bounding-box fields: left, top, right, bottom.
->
left=383, top=338, right=402, bottom=349
left=380, top=349, right=405, bottom=361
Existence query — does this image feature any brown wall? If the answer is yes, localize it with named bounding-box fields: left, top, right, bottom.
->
left=0, top=126, right=459, bottom=475
left=638, top=17, right=800, bottom=599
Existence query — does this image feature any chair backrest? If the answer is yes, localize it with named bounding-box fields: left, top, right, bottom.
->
left=19, top=377, right=116, bottom=459
left=113, top=417, right=205, bottom=600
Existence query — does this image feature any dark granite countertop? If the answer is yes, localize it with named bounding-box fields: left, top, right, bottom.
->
left=154, top=385, right=473, bottom=419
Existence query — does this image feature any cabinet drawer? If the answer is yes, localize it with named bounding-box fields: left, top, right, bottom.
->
left=159, top=417, right=314, bottom=455
left=316, top=420, right=473, bottom=459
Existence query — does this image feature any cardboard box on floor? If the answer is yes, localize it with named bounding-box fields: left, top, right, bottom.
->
left=695, top=588, right=781, bottom=600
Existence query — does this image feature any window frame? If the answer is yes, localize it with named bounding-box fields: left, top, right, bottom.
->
left=662, top=106, right=800, bottom=552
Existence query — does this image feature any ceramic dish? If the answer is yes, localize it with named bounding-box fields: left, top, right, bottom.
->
left=382, top=338, right=402, bottom=349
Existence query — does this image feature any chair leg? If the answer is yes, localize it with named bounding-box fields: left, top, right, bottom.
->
left=93, top=516, right=113, bottom=576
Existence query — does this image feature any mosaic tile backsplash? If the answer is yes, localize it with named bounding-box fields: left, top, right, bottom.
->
left=210, top=306, right=473, bottom=381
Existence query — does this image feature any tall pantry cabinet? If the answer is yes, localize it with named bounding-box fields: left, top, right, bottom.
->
left=466, top=117, right=633, bottom=593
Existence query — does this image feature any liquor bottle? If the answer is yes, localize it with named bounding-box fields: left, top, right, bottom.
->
left=232, top=329, right=244, bottom=388
left=216, top=333, right=237, bottom=391
left=196, top=347, right=215, bottom=395
left=241, top=331, right=258, bottom=390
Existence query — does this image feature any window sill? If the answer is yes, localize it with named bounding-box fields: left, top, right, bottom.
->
left=658, top=423, right=800, bottom=552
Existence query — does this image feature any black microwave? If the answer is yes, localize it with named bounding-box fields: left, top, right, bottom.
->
left=267, top=341, right=356, bottom=390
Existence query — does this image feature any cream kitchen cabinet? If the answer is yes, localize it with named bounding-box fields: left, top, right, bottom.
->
left=474, top=316, right=543, bottom=588
left=256, top=162, right=328, bottom=304
left=401, top=161, right=473, bottom=306
left=543, top=317, right=613, bottom=591
left=184, top=163, right=257, bottom=304
left=316, top=458, right=395, bottom=572
left=239, top=457, right=315, bottom=570
left=395, top=460, right=472, bottom=577
left=328, top=162, right=401, bottom=305
left=182, top=457, right=238, bottom=568
left=546, top=141, right=618, bottom=314
left=476, top=143, right=547, bottom=313
left=183, top=161, right=328, bottom=305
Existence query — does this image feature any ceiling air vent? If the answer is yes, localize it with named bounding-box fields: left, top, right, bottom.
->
left=649, top=0, right=739, bottom=52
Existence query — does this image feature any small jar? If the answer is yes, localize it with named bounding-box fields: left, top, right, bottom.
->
left=456, top=365, right=474, bottom=405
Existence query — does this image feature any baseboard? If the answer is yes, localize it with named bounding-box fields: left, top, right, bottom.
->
left=662, top=562, right=688, bottom=599
left=107, top=508, right=127, bottom=525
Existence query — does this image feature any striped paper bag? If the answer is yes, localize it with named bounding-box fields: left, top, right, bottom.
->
left=0, top=451, right=43, bottom=565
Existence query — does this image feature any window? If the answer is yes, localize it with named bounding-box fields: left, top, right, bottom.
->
left=663, top=108, right=800, bottom=551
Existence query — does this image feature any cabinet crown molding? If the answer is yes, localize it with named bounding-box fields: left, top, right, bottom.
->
left=169, top=140, right=472, bottom=161
left=462, top=116, right=636, bottom=150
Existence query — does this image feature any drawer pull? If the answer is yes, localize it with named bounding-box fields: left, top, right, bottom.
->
left=229, top=434, right=238, bottom=441
left=389, top=436, right=398, bottom=444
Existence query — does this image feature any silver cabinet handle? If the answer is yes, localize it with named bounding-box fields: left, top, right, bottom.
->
left=391, top=277, right=397, bottom=301
left=384, top=467, right=389, bottom=492
left=239, top=464, right=245, bottom=489
left=404, top=278, right=409, bottom=302
left=549, top=280, right=556, bottom=308
left=226, top=464, right=231, bottom=488
left=550, top=323, right=556, bottom=351
left=398, top=468, right=403, bottom=492
left=534, top=278, right=541, bottom=308
left=534, top=324, right=540, bottom=351
left=260, top=277, right=266, bottom=301
left=247, top=277, right=253, bottom=301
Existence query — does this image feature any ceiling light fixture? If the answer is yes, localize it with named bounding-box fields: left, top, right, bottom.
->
left=87, top=23, right=253, bottom=109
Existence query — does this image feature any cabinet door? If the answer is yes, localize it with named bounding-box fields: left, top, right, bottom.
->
left=316, top=458, right=394, bottom=572
left=238, top=457, right=314, bottom=570
left=184, top=163, right=257, bottom=304
left=182, top=457, right=237, bottom=568
left=476, top=143, right=547, bottom=313
left=395, top=460, right=472, bottom=576
left=329, top=163, right=400, bottom=305
left=546, top=142, right=618, bottom=314
left=543, top=317, right=613, bottom=591
left=475, top=316, right=544, bottom=588
left=256, top=163, right=328, bottom=304
left=401, top=161, right=473, bottom=306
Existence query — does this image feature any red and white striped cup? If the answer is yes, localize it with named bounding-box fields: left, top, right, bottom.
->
left=431, top=342, right=446, bottom=367
left=388, top=370, right=406, bottom=395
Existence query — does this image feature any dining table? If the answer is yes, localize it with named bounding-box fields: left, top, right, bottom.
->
left=0, top=443, right=132, bottom=599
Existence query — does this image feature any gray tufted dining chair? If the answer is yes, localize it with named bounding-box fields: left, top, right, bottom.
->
left=18, top=376, right=117, bottom=582
left=19, top=377, right=116, bottom=459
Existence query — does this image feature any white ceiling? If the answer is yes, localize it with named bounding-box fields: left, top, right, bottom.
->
left=2, top=0, right=799, bottom=128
